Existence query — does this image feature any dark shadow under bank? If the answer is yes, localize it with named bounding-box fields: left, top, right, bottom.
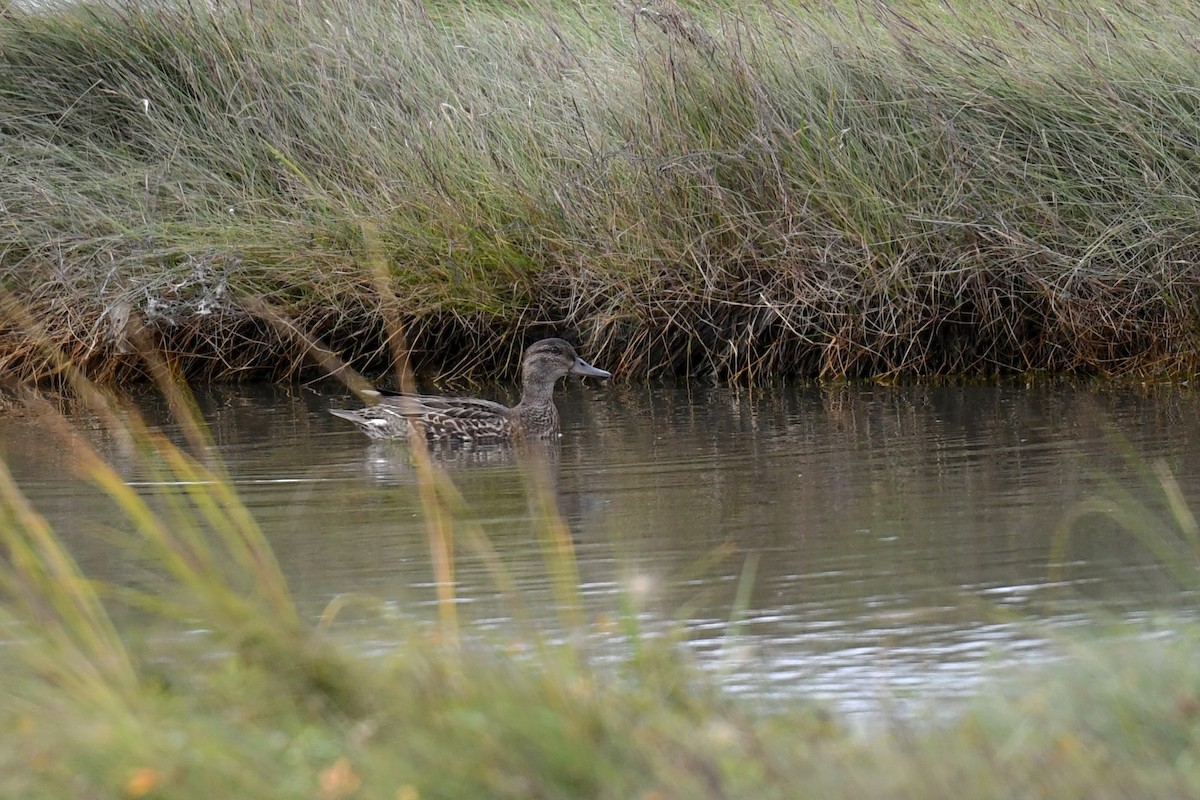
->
left=2, top=305, right=1196, bottom=389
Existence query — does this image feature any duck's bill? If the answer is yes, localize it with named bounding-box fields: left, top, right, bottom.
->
left=570, top=358, right=612, bottom=379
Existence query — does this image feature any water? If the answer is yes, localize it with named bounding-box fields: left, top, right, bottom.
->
left=4, top=380, right=1199, bottom=719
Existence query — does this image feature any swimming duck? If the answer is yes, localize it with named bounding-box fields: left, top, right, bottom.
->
left=330, top=338, right=611, bottom=442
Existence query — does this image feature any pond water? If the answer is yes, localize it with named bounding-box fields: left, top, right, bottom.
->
left=3, top=379, right=1199, bottom=720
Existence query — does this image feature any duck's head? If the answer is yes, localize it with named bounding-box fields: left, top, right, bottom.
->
left=522, top=338, right=611, bottom=392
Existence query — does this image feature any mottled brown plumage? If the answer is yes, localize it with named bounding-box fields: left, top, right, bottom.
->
left=330, top=338, right=610, bottom=442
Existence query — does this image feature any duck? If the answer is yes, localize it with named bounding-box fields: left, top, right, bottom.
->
left=330, top=338, right=611, bottom=442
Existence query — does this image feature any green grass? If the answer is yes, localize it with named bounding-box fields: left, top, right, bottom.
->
left=3, top=0, right=1200, bottom=382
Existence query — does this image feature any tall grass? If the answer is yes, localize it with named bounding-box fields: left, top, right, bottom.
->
left=2, top=0, right=1200, bottom=382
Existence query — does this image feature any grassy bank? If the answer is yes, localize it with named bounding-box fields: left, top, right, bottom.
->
left=3, top=0, right=1200, bottom=382
left=3, top=380, right=1200, bottom=798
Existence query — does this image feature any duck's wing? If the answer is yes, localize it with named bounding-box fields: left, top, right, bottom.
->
left=387, top=394, right=507, bottom=416
left=381, top=394, right=516, bottom=441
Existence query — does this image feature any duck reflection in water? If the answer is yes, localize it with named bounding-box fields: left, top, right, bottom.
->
left=357, top=435, right=562, bottom=481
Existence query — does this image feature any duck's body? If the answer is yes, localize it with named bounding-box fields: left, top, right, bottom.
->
left=330, top=338, right=610, bottom=443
